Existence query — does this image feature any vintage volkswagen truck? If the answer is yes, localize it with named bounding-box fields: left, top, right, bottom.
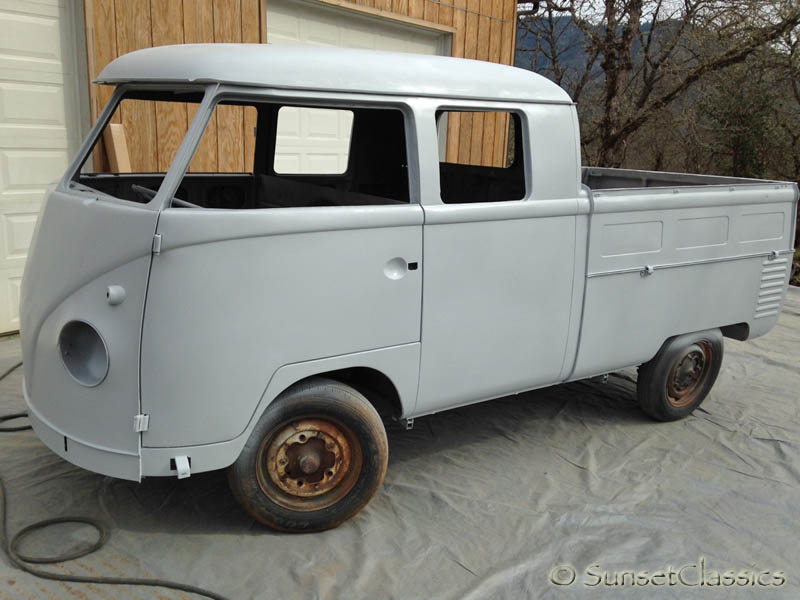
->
left=20, top=45, right=798, bottom=532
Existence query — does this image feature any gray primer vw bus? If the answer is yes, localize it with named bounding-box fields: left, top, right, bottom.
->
left=20, top=45, right=798, bottom=531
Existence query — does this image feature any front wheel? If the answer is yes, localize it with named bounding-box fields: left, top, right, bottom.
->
left=637, top=329, right=724, bottom=421
left=228, top=377, right=388, bottom=532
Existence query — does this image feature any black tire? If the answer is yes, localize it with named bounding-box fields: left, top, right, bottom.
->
left=637, top=329, right=724, bottom=422
left=228, top=377, right=388, bottom=532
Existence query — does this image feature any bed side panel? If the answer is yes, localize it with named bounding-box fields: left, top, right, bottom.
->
left=571, top=185, right=796, bottom=379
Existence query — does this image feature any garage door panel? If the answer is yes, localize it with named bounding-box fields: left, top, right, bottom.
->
left=0, top=198, right=42, bottom=252
left=306, top=20, right=341, bottom=46
left=0, top=63, right=65, bottom=83
left=3, top=211, right=38, bottom=258
left=0, top=0, right=75, bottom=332
left=0, top=10, right=61, bottom=61
left=340, top=26, right=378, bottom=49
left=0, top=82, right=64, bottom=125
left=0, top=126, right=67, bottom=149
left=405, top=37, right=443, bottom=54
left=304, top=108, right=342, bottom=139
left=2, top=272, right=22, bottom=329
left=0, top=150, right=67, bottom=190
left=274, top=153, right=301, bottom=173
left=265, top=11, right=300, bottom=43
left=305, top=153, right=341, bottom=173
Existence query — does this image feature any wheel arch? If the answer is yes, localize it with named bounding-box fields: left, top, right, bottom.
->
left=637, top=327, right=724, bottom=421
left=288, top=367, right=403, bottom=421
left=720, top=322, right=750, bottom=341
left=140, top=345, right=419, bottom=478
left=256, top=343, right=419, bottom=426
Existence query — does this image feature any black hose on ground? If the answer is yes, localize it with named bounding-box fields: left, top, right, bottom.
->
left=0, top=361, right=229, bottom=600
left=0, top=362, right=27, bottom=432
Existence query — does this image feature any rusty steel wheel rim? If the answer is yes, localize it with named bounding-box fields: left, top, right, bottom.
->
left=256, top=417, right=363, bottom=512
left=666, top=341, right=713, bottom=408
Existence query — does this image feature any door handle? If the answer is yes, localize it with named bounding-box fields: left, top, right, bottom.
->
left=383, top=258, right=419, bottom=280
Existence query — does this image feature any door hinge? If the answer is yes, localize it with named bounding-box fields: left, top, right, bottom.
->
left=133, top=413, right=150, bottom=432
left=152, top=233, right=162, bottom=255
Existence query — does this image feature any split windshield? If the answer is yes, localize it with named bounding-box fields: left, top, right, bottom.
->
left=73, top=88, right=411, bottom=210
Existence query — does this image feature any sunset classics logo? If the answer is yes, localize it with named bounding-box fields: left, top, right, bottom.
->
left=549, top=557, right=786, bottom=588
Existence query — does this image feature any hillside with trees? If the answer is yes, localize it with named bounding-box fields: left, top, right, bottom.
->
left=515, top=0, right=800, bottom=282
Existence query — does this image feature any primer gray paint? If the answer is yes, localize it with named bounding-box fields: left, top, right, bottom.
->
left=19, top=46, right=799, bottom=481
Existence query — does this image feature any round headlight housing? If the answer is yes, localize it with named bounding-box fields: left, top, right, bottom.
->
left=58, top=320, right=109, bottom=387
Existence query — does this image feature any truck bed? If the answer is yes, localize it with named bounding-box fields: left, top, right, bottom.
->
left=569, top=166, right=798, bottom=382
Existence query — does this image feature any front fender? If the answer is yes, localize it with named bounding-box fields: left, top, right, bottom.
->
left=140, top=342, right=420, bottom=477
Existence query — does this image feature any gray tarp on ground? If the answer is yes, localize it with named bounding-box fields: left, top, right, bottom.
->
left=1, top=288, right=798, bottom=600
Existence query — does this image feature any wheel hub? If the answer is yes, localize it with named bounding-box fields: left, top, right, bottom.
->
left=261, top=418, right=359, bottom=507
left=666, top=342, right=712, bottom=408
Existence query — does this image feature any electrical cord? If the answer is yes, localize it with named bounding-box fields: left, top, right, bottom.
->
left=0, top=361, right=229, bottom=600
left=0, top=362, right=28, bottom=432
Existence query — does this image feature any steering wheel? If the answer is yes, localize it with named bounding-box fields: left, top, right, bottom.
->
left=130, top=184, right=202, bottom=208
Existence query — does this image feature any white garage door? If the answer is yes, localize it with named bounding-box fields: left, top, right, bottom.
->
left=267, top=0, right=448, bottom=173
left=0, top=1, right=83, bottom=333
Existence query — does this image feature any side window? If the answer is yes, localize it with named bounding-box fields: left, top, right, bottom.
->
left=263, top=104, right=410, bottom=207
left=436, top=110, right=525, bottom=204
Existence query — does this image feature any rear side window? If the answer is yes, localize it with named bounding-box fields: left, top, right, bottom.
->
left=436, top=110, right=525, bottom=204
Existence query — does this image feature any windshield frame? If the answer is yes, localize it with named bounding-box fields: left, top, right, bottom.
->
left=61, top=83, right=216, bottom=211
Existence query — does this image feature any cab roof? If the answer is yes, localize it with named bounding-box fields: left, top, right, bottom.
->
left=97, top=44, right=573, bottom=104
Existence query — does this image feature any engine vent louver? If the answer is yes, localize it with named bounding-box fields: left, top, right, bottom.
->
left=754, top=257, right=788, bottom=320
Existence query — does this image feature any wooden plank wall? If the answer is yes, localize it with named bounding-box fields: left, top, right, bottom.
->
left=84, top=0, right=516, bottom=171
left=84, top=0, right=264, bottom=172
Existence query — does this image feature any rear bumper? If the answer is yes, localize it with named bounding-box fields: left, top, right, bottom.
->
left=24, top=378, right=141, bottom=481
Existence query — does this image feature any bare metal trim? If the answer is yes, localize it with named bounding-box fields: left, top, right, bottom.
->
left=586, top=249, right=794, bottom=278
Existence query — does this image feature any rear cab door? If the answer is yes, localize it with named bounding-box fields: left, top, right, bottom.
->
left=413, top=99, right=582, bottom=415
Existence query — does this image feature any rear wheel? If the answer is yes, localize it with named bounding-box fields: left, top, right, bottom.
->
left=637, top=329, right=724, bottom=421
left=228, top=377, right=388, bottom=532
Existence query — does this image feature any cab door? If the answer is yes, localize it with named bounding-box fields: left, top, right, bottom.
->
left=415, top=104, right=580, bottom=414
left=140, top=99, right=424, bottom=448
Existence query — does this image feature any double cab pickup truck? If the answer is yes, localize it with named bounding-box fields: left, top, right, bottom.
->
left=20, top=45, right=798, bottom=531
